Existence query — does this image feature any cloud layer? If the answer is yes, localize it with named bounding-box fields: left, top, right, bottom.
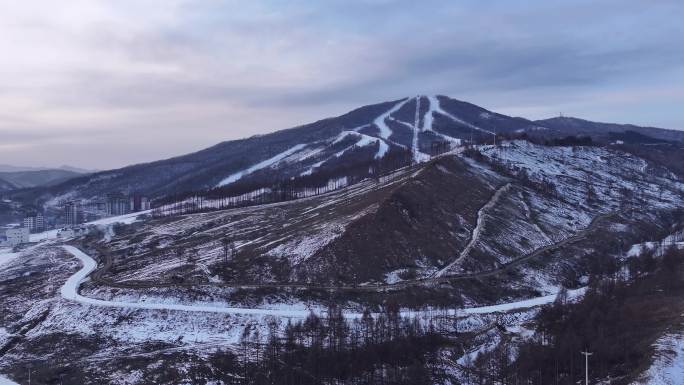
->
left=1, top=0, right=682, bottom=168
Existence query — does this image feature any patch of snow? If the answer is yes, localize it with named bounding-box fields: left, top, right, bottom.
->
left=633, top=332, right=684, bottom=385
left=266, top=224, right=345, bottom=266
left=0, top=376, right=19, bottom=385
left=0, top=248, right=20, bottom=267
left=384, top=268, right=409, bottom=284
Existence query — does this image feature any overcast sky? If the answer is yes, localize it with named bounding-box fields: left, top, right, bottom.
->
left=1, top=0, right=683, bottom=169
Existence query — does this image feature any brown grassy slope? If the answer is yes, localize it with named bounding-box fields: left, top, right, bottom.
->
left=299, top=156, right=502, bottom=284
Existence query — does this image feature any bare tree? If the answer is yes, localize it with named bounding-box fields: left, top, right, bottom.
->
left=221, top=237, right=231, bottom=264
left=175, top=246, right=185, bottom=268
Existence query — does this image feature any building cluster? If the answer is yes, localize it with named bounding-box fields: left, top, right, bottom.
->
left=1, top=212, right=46, bottom=246
left=23, top=212, right=45, bottom=233
left=0, top=192, right=151, bottom=247
left=62, top=193, right=150, bottom=226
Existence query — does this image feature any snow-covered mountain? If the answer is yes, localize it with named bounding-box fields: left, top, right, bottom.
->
left=8, top=95, right=683, bottom=208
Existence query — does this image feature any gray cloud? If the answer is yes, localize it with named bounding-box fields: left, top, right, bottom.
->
left=0, top=0, right=682, bottom=169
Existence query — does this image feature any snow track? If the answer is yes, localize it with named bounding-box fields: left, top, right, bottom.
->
left=60, top=245, right=583, bottom=319
left=435, top=183, right=512, bottom=277
left=412, top=96, right=422, bottom=163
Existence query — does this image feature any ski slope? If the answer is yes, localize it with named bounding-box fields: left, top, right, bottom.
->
left=374, top=98, right=410, bottom=139
left=217, top=143, right=307, bottom=187
left=61, top=245, right=584, bottom=319
left=332, top=131, right=389, bottom=159
left=425, top=95, right=494, bottom=135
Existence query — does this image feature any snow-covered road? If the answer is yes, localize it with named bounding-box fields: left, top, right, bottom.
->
left=60, top=245, right=585, bottom=319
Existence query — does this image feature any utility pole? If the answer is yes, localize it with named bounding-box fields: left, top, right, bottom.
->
left=581, top=351, right=593, bottom=385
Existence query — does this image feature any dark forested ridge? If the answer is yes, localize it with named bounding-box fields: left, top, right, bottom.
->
left=476, top=245, right=684, bottom=385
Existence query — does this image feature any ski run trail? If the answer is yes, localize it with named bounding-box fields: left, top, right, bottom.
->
left=374, top=98, right=411, bottom=139
left=425, top=95, right=494, bottom=135
left=435, top=183, right=513, bottom=277
left=412, top=96, right=421, bottom=163
left=60, top=245, right=584, bottom=319
left=217, top=143, right=307, bottom=187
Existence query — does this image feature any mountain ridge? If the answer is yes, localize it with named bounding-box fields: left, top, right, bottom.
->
left=535, top=116, right=684, bottom=142
left=7, top=95, right=683, bottom=207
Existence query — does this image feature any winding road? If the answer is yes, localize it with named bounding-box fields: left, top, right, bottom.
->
left=61, top=245, right=586, bottom=318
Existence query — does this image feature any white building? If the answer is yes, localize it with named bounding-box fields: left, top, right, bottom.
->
left=4, top=227, right=29, bottom=246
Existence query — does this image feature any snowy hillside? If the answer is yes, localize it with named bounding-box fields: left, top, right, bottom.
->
left=62, top=141, right=683, bottom=303
left=1, top=138, right=683, bottom=384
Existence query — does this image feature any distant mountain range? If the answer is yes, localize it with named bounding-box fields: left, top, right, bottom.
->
left=6, top=95, right=683, bottom=205
left=0, top=169, right=88, bottom=193
left=0, top=164, right=96, bottom=173
left=535, top=116, right=684, bottom=143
